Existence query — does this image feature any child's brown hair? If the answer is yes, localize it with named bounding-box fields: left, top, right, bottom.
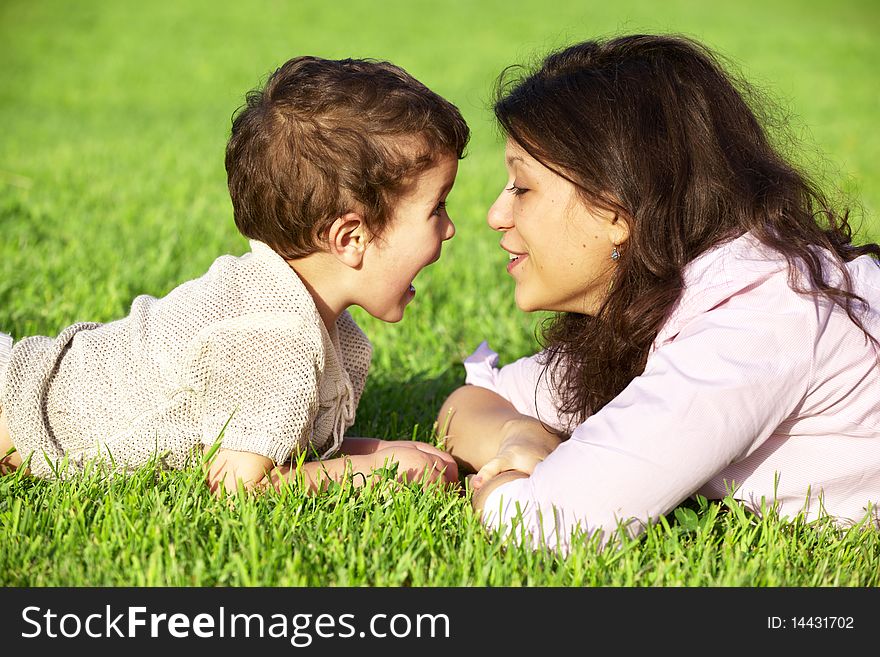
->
left=225, top=56, right=470, bottom=258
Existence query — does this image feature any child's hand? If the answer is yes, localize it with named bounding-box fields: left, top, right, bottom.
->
left=383, top=440, right=459, bottom=481
left=342, top=437, right=459, bottom=484
left=204, top=447, right=275, bottom=496
left=370, top=444, right=458, bottom=488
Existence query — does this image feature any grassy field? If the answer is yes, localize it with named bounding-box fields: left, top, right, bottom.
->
left=1, top=0, right=878, bottom=587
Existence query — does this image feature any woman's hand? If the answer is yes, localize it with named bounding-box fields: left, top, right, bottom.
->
left=471, top=418, right=564, bottom=489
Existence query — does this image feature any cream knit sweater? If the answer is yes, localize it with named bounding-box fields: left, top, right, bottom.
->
left=0, top=240, right=372, bottom=479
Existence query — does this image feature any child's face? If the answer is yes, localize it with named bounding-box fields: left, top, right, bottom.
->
left=357, top=155, right=458, bottom=322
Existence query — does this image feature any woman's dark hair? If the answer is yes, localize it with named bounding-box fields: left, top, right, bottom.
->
left=494, top=34, right=880, bottom=425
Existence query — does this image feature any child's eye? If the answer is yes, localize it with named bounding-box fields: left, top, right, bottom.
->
left=506, top=185, right=528, bottom=196
left=431, top=201, right=447, bottom=216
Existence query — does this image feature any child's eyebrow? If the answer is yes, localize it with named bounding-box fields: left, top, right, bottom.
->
left=436, top=178, right=456, bottom=200
left=506, top=155, right=526, bottom=167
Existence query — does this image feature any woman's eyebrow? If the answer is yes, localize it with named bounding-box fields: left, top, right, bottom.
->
left=506, top=154, right=526, bottom=167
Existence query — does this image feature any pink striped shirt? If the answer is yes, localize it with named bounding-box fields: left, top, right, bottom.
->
left=466, top=232, right=880, bottom=552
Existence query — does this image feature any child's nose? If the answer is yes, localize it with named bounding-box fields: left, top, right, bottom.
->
left=443, top=216, right=455, bottom=241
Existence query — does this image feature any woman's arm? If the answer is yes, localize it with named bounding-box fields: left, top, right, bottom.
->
left=472, top=470, right=528, bottom=512
left=436, top=384, right=564, bottom=475
left=475, top=305, right=815, bottom=552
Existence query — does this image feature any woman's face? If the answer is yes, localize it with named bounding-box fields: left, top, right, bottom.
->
left=487, top=139, right=627, bottom=315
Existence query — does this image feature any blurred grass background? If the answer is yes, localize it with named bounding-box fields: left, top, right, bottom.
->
left=0, top=0, right=878, bottom=585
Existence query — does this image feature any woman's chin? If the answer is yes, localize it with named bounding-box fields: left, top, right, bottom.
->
left=514, top=292, right=543, bottom=313
left=515, top=294, right=570, bottom=315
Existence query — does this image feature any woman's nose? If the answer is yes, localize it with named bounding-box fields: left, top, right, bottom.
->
left=487, top=193, right=512, bottom=232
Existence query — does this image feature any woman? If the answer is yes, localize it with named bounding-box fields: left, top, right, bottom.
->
left=438, top=34, right=880, bottom=553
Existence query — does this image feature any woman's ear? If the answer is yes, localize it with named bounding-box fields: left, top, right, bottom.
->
left=326, top=212, right=370, bottom=268
left=586, top=194, right=631, bottom=249
left=609, top=211, right=631, bottom=248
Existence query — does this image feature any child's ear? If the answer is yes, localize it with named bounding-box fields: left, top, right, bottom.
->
left=326, top=212, right=370, bottom=268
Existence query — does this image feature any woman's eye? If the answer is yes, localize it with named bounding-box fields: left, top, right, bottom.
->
left=506, top=185, right=528, bottom=196
left=432, top=201, right=447, bottom=216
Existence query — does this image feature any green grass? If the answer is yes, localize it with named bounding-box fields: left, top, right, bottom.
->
left=2, top=463, right=878, bottom=586
left=1, top=0, right=879, bottom=586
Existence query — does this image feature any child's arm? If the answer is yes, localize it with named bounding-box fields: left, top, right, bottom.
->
left=204, top=443, right=457, bottom=496
left=339, top=437, right=456, bottom=462
left=336, top=437, right=386, bottom=455
left=340, top=437, right=459, bottom=481
left=265, top=444, right=457, bottom=492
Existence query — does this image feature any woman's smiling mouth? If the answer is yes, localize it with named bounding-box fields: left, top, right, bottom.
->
left=505, top=249, right=528, bottom=274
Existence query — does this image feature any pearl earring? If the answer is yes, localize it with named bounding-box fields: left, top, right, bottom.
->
left=611, top=246, right=620, bottom=261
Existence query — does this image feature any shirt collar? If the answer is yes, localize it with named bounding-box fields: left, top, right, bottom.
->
left=654, top=232, right=788, bottom=348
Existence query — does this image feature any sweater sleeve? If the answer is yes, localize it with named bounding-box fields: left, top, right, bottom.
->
left=464, top=341, right=569, bottom=433
left=188, top=313, right=321, bottom=465
left=480, top=303, right=815, bottom=553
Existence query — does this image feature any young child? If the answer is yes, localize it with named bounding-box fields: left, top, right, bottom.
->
left=0, top=55, right=466, bottom=494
